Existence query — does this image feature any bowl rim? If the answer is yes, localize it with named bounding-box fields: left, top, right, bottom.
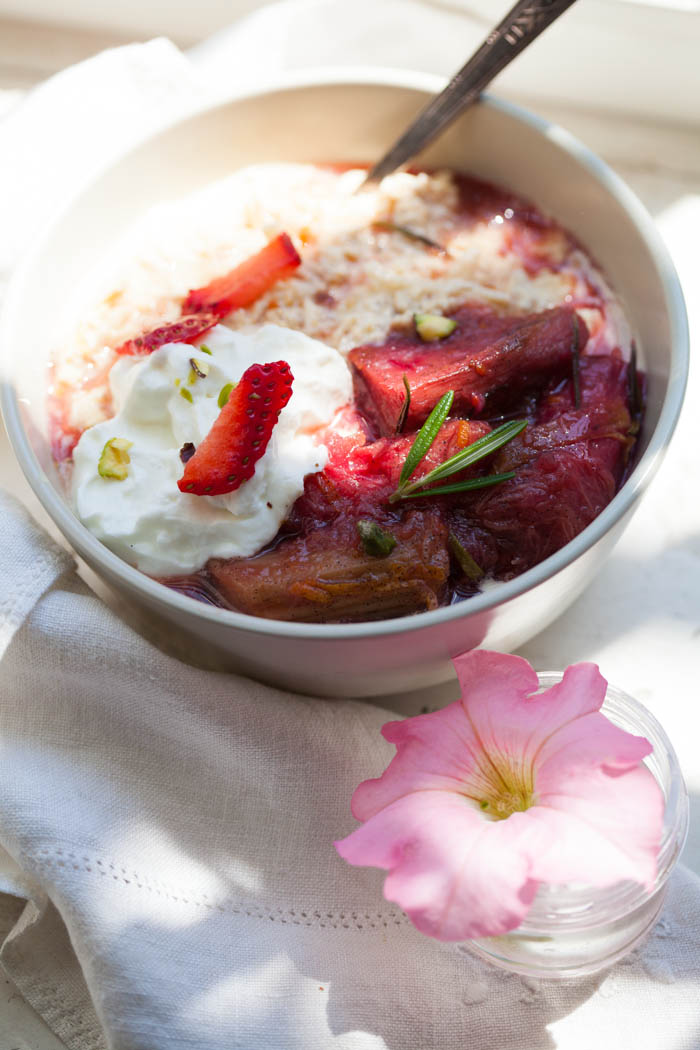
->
left=0, top=67, right=690, bottom=641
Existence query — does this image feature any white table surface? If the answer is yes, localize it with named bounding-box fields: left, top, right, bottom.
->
left=1, top=60, right=699, bottom=1049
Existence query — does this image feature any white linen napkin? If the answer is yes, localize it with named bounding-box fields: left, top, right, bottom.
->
left=2, top=490, right=700, bottom=1050
left=2, top=5, right=700, bottom=1047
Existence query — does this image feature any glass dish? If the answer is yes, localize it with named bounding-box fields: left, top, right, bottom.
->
left=463, top=674, right=689, bottom=978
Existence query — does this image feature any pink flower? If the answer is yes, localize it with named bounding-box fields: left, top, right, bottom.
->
left=335, top=651, right=664, bottom=941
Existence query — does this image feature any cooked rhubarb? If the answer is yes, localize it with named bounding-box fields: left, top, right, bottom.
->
left=349, top=304, right=587, bottom=435
left=448, top=355, right=637, bottom=578
left=207, top=511, right=450, bottom=622
left=494, top=356, right=635, bottom=481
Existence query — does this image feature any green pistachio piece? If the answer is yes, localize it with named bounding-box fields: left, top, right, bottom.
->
left=357, top=520, right=397, bottom=558
left=98, top=437, right=133, bottom=481
left=180, top=387, right=194, bottom=403
left=414, top=313, right=457, bottom=342
left=218, top=382, right=236, bottom=409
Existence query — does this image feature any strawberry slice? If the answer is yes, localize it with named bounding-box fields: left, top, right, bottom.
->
left=183, top=233, right=301, bottom=317
left=178, top=360, right=294, bottom=496
left=115, top=312, right=219, bottom=356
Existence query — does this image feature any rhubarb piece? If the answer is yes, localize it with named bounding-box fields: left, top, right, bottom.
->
left=495, top=357, right=635, bottom=482
left=178, top=360, right=293, bottom=496
left=183, top=232, right=301, bottom=318
left=414, top=313, right=457, bottom=342
left=207, top=511, right=449, bottom=622
left=349, top=304, right=587, bottom=435
left=452, top=356, right=637, bottom=578
left=357, top=520, right=397, bottom=558
left=98, top=437, right=133, bottom=480
left=115, top=312, right=219, bottom=356
left=462, top=444, right=619, bottom=578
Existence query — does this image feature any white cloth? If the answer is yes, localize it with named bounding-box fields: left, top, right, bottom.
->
left=2, top=4, right=700, bottom=1047
left=2, top=491, right=700, bottom=1050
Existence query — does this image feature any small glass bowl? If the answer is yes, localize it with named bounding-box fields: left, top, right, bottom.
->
left=464, top=674, right=689, bottom=979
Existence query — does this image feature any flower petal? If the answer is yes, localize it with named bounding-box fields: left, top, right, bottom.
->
left=535, top=714, right=663, bottom=888
left=336, top=791, right=546, bottom=940
left=525, top=780, right=662, bottom=889
left=459, top=656, right=608, bottom=787
left=351, top=704, right=493, bottom=822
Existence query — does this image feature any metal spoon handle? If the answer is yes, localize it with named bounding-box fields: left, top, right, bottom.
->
left=365, top=0, right=579, bottom=184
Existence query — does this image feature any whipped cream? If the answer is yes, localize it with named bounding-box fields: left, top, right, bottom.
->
left=72, top=324, right=353, bottom=575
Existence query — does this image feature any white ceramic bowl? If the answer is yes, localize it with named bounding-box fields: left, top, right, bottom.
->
left=0, top=71, right=689, bottom=697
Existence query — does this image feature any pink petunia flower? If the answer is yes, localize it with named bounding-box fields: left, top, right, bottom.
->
left=335, top=651, right=664, bottom=941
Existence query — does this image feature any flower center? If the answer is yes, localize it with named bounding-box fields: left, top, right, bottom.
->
left=479, top=788, right=535, bottom=820
left=476, top=760, right=536, bottom=821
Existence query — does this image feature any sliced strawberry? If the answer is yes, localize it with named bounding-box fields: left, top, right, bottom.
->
left=115, top=311, right=219, bottom=356
left=178, top=360, right=294, bottom=496
left=183, top=233, right=301, bottom=318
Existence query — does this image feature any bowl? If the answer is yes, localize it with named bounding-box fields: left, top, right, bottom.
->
left=0, top=70, right=689, bottom=698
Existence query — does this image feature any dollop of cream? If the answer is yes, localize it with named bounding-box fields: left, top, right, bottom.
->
left=72, top=324, right=353, bottom=575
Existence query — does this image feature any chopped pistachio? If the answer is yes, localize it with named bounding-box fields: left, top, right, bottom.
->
left=199, top=344, right=213, bottom=355
left=98, top=437, right=133, bottom=481
left=357, top=520, right=397, bottom=558
left=414, top=313, right=458, bottom=342
left=180, top=387, right=193, bottom=403
left=218, top=382, right=235, bottom=409
left=174, top=378, right=181, bottom=387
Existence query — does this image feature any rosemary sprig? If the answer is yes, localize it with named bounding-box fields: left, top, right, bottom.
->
left=399, top=471, right=516, bottom=498
left=571, top=313, right=581, bottom=410
left=396, top=390, right=454, bottom=489
left=395, top=374, right=411, bottom=434
left=373, top=220, right=444, bottom=252
left=390, top=417, right=527, bottom=502
left=448, top=532, right=484, bottom=582
left=628, top=340, right=642, bottom=417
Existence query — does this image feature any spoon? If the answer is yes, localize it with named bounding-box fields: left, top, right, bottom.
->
left=364, top=0, right=579, bottom=185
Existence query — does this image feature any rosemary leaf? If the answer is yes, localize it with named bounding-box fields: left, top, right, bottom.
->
left=401, top=419, right=527, bottom=495
left=395, top=374, right=411, bottom=434
left=399, top=472, right=515, bottom=498
left=373, top=220, right=444, bottom=252
left=396, top=390, right=454, bottom=490
left=628, top=340, right=642, bottom=417
left=571, top=313, right=581, bottom=410
left=448, top=532, right=485, bottom=582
